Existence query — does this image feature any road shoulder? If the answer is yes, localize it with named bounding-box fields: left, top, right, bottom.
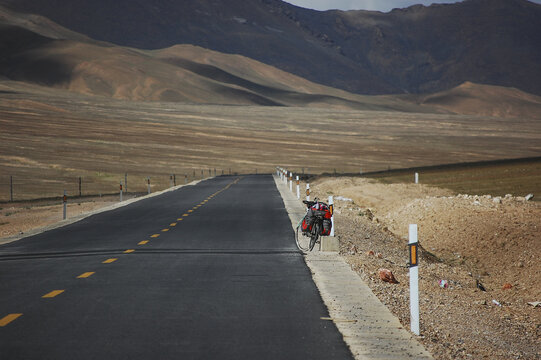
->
left=273, top=174, right=433, bottom=360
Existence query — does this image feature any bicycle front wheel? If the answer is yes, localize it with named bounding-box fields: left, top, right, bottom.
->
left=295, top=224, right=311, bottom=252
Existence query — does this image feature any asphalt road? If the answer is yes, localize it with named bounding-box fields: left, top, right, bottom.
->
left=0, top=175, right=353, bottom=360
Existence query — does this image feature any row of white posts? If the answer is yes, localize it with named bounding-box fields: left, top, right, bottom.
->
left=276, top=166, right=420, bottom=337
left=276, top=167, right=334, bottom=237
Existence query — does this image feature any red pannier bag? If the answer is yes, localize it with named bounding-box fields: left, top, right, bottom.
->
left=301, top=217, right=312, bottom=232
left=321, top=219, right=332, bottom=236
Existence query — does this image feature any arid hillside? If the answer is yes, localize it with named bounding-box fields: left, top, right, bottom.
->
left=0, top=6, right=427, bottom=110
left=403, top=82, right=541, bottom=120
left=2, top=4, right=541, bottom=118
left=2, top=0, right=540, bottom=96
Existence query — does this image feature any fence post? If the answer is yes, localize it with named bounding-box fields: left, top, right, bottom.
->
left=329, top=196, right=334, bottom=236
left=10, top=175, right=13, bottom=202
left=296, top=176, right=300, bottom=199
left=63, top=190, right=67, bottom=220
left=147, top=178, right=151, bottom=194
left=120, top=182, right=123, bottom=202
left=409, top=224, right=420, bottom=336
left=306, top=183, right=310, bottom=201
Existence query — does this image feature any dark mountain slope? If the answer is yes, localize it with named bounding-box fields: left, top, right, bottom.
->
left=303, top=0, right=541, bottom=95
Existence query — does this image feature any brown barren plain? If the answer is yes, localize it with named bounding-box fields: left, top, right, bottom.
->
left=1, top=80, right=540, bottom=202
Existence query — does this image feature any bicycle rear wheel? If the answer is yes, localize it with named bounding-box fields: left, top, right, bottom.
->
left=295, top=224, right=311, bottom=252
left=309, top=223, right=320, bottom=251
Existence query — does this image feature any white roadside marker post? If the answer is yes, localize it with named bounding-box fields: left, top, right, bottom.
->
left=296, top=176, right=300, bottom=199
left=62, top=190, right=67, bottom=220
left=415, top=172, right=419, bottom=184
left=329, top=196, right=335, bottom=237
left=409, top=224, right=420, bottom=336
left=147, top=178, right=151, bottom=194
left=120, top=182, right=123, bottom=202
left=289, top=172, right=293, bottom=192
left=306, top=184, right=310, bottom=201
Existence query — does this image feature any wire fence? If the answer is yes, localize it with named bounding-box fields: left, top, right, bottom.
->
left=0, top=169, right=231, bottom=203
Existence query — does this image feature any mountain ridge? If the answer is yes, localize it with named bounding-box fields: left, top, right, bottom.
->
left=1, top=0, right=540, bottom=96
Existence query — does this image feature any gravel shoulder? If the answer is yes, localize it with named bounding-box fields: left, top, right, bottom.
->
left=310, top=177, right=540, bottom=360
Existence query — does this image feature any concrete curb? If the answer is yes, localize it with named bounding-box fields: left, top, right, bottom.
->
left=273, top=174, right=433, bottom=360
left=0, top=178, right=208, bottom=246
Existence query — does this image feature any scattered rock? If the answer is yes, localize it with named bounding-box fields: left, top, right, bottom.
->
left=476, top=280, right=487, bottom=292
left=378, top=268, right=398, bottom=284
left=376, top=252, right=383, bottom=259
left=364, top=209, right=374, bottom=221
left=527, top=301, right=541, bottom=307
left=502, top=283, right=513, bottom=290
left=366, top=250, right=375, bottom=256
left=525, top=193, right=534, bottom=201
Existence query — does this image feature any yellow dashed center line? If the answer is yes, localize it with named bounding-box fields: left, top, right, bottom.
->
left=77, top=272, right=95, bottom=279
left=188, top=210, right=193, bottom=213
left=162, top=228, right=169, bottom=232
left=0, top=313, right=23, bottom=327
left=170, top=223, right=177, bottom=226
left=103, top=258, right=117, bottom=264
left=183, top=214, right=189, bottom=217
left=138, top=240, right=149, bottom=245
left=151, top=234, right=160, bottom=238
left=124, top=249, right=135, bottom=254
left=42, top=290, right=64, bottom=298
left=177, top=218, right=183, bottom=221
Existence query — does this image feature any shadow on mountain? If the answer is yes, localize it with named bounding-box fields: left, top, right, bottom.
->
left=0, top=25, right=73, bottom=86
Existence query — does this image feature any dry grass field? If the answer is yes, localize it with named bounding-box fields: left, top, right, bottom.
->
left=362, top=158, right=541, bottom=200
left=1, top=79, right=541, bottom=202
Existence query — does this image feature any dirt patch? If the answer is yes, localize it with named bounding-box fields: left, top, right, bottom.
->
left=0, top=196, right=118, bottom=239
left=311, top=177, right=540, bottom=360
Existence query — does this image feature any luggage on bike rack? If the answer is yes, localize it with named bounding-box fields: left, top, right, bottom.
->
left=301, top=202, right=332, bottom=235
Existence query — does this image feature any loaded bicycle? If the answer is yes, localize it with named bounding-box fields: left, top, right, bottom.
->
left=295, top=198, right=332, bottom=252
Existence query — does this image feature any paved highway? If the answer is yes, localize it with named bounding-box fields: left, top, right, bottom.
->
left=0, top=175, right=353, bottom=359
